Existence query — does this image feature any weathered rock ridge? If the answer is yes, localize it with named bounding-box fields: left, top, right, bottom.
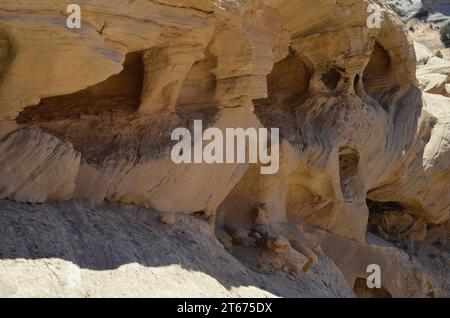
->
left=0, top=0, right=449, bottom=297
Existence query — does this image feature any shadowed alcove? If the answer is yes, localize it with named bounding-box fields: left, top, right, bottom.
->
left=17, top=51, right=144, bottom=123
left=353, top=277, right=393, bottom=298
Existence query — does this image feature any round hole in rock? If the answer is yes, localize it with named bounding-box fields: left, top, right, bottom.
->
left=353, top=277, right=392, bottom=298
left=321, top=68, right=341, bottom=90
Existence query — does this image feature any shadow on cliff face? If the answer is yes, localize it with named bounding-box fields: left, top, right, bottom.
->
left=362, top=43, right=392, bottom=105
left=16, top=51, right=145, bottom=123
left=254, top=48, right=312, bottom=108
left=0, top=200, right=353, bottom=298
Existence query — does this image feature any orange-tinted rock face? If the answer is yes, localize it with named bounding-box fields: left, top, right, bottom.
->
left=0, top=0, right=448, bottom=298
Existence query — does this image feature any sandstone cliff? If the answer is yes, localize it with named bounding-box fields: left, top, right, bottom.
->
left=0, top=0, right=448, bottom=298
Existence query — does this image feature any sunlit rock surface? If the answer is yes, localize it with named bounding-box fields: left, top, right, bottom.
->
left=0, top=0, right=448, bottom=298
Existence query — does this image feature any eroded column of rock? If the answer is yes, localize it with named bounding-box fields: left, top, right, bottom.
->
left=139, top=45, right=206, bottom=114
left=210, top=3, right=289, bottom=108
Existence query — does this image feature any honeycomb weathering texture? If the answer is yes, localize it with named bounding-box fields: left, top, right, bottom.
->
left=0, top=0, right=449, bottom=298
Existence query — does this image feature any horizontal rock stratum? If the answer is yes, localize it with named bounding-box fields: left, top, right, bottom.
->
left=0, top=0, right=449, bottom=298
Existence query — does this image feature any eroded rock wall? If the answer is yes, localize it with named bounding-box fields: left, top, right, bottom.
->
left=0, top=0, right=449, bottom=297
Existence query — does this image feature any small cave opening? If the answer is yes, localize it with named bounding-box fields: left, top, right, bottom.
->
left=17, top=51, right=145, bottom=123
left=366, top=199, right=405, bottom=241
left=254, top=48, right=311, bottom=107
left=362, top=42, right=392, bottom=102
left=353, top=277, right=393, bottom=298
left=366, top=199, right=403, bottom=214
left=321, top=68, right=341, bottom=90
left=338, top=146, right=360, bottom=201
left=366, top=199, right=427, bottom=254
left=354, top=74, right=362, bottom=96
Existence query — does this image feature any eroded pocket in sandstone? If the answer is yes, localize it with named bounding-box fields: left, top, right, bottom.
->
left=254, top=48, right=312, bottom=108
left=366, top=199, right=428, bottom=256
left=353, top=277, right=393, bottom=298
left=16, top=51, right=145, bottom=123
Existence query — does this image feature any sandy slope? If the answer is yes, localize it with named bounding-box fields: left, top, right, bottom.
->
left=0, top=200, right=353, bottom=298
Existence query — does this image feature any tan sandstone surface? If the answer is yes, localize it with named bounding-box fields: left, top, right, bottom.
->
left=0, top=0, right=449, bottom=297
